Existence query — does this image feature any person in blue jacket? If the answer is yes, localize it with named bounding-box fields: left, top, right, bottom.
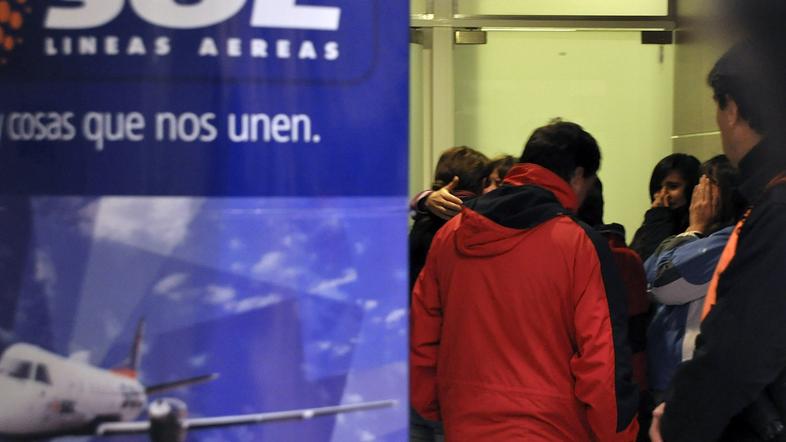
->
left=644, top=155, right=746, bottom=404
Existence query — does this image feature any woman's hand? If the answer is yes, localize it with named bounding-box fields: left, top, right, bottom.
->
left=652, top=189, right=671, bottom=208
left=650, top=403, right=666, bottom=442
left=687, top=175, right=720, bottom=234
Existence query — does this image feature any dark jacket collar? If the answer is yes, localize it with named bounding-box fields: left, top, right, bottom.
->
left=453, top=190, right=479, bottom=201
left=738, top=138, right=786, bottom=202
left=462, top=163, right=573, bottom=232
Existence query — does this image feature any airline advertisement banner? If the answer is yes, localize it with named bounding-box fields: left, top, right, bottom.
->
left=0, top=1, right=408, bottom=441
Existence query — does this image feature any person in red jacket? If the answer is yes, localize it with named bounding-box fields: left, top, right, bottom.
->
left=578, top=179, right=652, bottom=441
left=598, top=222, right=652, bottom=442
left=410, top=120, right=639, bottom=441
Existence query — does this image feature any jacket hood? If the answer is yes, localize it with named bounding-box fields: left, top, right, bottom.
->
left=502, top=163, right=579, bottom=212
left=457, top=164, right=574, bottom=257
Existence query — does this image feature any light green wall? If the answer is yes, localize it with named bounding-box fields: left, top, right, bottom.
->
left=411, top=0, right=427, bottom=14
left=454, top=31, right=675, bottom=241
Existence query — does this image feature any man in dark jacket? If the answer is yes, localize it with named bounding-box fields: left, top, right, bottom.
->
left=410, top=120, right=639, bottom=441
left=650, top=43, right=786, bottom=442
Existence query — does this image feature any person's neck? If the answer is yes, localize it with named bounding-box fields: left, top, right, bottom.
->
left=731, top=132, right=763, bottom=167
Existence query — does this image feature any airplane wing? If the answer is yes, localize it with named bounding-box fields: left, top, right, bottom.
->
left=96, top=421, right=150, bottom=435
left=145, top=373, right=219, bottom=395
left=183, top=400, right=397, bottom=430
left=95, top=400, right=396, bottom=435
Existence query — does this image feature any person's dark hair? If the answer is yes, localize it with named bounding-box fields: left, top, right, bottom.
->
left=648, top=153, right=701, bottom=203
left=485, top=155, right=516, bottom=181
left=519, top=119, right=600, bottom=182
left=577, top=177, right=604, bottom=227
left=432, top=146, right=489, bottom=195
left=700, top=155, right=747, bottom=232
left=708, top=42, right=766, bottom=133
left=486, top=155, right=516, bottom=180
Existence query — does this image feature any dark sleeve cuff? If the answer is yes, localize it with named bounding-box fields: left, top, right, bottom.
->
left=416, top=195, right=429, bottom=213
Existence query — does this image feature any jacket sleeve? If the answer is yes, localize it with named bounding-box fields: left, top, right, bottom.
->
left=661, top=201, right=786, bottom=441
left=644, top=233, right=705, bottom=305
left=645, top=229, right=733, bottom=306
left=644, top=233, right=696, bottom=278
left=612, top=247, right=649, bottom=390
left=408, top=212, right=441, bottom=292
left=409, top=233, right=444, bottom=421
left=409, top=190, right=432, bottom=217
left=631, top=207, right=679, bottom=261
left=571, top=228, right=639, bottom=441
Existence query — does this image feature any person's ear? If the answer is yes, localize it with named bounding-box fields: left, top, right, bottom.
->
left=570, top=167, right=585, bottom=188
left=722, top=95, right=740, bottom=127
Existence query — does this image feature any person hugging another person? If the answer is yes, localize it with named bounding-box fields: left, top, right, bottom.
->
left=409, top=146, right=490, bottom=442
left=483, top=154, right=516, bottom=194
left=410, top=154, right=515, bottom=222
left=409, top=145, right=490, bottom=291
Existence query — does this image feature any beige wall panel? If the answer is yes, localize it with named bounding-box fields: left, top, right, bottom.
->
left=672, top=0, right=731, bottom=155
left=672, top=33, right=726, bottom=147
left=672, top=134, right=722, bottom=161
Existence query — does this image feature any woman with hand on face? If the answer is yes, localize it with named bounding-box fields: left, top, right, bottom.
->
left=644, top=155, right=746, bottom=408
left=631, top=153, right=702, bottom=261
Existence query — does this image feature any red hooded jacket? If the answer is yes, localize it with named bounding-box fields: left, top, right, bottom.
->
left=410, top=164, right=639, bottom=441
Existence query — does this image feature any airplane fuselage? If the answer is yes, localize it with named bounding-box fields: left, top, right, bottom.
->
left=0, top=343, right=146, bottom=438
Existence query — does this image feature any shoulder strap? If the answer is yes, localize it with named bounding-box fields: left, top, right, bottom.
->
left=702, top=171, right=786, bottom=320
left=766, top=172, right=786, bottom=191
left=701, top=209, right=751, bottom=320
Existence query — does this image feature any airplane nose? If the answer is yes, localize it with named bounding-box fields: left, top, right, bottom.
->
left=0, top=377, right=35, bottom=434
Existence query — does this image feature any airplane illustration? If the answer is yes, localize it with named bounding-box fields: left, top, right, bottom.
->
left=0, top=321, right=396, bottom=441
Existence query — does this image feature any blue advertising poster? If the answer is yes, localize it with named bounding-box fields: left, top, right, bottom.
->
left=0, top=1, right=408, bottom=441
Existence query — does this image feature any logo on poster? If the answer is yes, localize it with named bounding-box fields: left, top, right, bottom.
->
left=41, top=0, right=341, bottom=61
left=45, top=0, right=340, bottom=31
